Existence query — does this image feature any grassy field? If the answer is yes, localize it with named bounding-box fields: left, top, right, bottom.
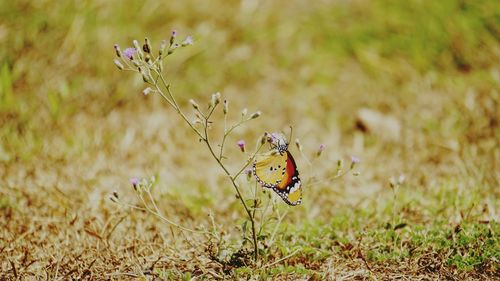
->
left=1, top=0, right=499, bottom=280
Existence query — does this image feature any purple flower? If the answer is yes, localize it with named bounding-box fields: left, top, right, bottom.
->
left=350, top=156, right=360, bottom=169
left=172, top=30, right=177, bottom=38
left=130, top=177, right=139, bottom=189
left=317, top=144, right=326, bottom=156
left=237, top=140, right=246, bottom=152
left=123, top=47, right=136, bottom=60
left=351, top=155, right=360, bottom=164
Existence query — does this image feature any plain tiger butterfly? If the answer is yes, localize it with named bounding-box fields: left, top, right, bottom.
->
left=253, top=132, right=302, bottom=206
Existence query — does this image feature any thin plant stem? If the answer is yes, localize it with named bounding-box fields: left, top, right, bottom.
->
left=201, top=121, right=259, bottom=260
left=139, top=61, right=263, bottom=261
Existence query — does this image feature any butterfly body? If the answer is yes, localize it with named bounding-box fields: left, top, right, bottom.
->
left=253, top=133, right=302, bottom=206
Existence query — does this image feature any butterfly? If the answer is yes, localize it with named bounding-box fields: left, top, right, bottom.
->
left=253, top=132, right=302, bottom=206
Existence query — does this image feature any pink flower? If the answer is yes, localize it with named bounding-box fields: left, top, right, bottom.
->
left=237, top=140, right=246, bottom=152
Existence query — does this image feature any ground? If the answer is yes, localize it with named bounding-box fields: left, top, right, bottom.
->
left=0, top=0, right=499, bottom=280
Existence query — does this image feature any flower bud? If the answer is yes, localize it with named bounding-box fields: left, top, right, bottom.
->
left=210, top=92, right=221, bottom=108
left=295, top=138, right=302, bottom=152
left=189, top=99, right=199, bottom=110
left=260, top=132, right=268, bottom=145
left=337, top=159, right=343, bottom=170
left=223, top=99, right=228, bottom=114
left=114, top=44, right=121, bottom=57
left=250, top=111, right=261, bottom=119
left=241, top=108, right=248, bottom=116
left=170, top=30, right=177, bottom=45
left=114, top=59, right=124, bottom=70
left=133, top=40, right=143, bottom=59
left=143, top=38, right=151, bottom=54
left=159, top=40, right=167, bottom=56
left=316, top=144, right=326, bottom=157
left=140, top=69, right=151, bottom=83
left=245, top=168, right=253, bottom=181
left=237, top=140, right=246, bottom=152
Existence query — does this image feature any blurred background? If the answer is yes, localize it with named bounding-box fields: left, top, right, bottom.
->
left=0, top=0, right=498, bottom=278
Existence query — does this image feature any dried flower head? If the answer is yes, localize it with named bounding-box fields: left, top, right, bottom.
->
left=143, top=87, right=153, bottom=96
left=182, top=36, right=194, bottom=46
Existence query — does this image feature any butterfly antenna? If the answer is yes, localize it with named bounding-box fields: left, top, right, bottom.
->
left=288, top=125, right=293, bottom=144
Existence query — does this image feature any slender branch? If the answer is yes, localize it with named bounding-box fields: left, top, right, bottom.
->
left=232, top=143, right=264, bottom=181
left=251, top=181, right=259, bottom=261
left=202, top=123, right=252, bottom=218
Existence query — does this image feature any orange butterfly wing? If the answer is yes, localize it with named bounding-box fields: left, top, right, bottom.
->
left=253, top=150, right=302, bottom=206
